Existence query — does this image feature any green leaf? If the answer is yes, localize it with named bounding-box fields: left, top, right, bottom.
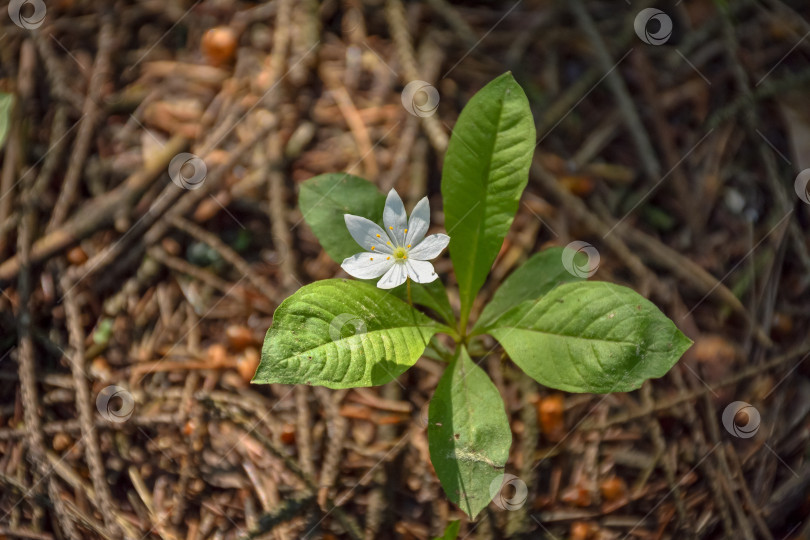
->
left=441, top=72, right=535, bottom=328
left=92, top=318, right=114, bottom=346
left=0, top=92, right=14, bottom=150
left=428, top=346, right=511, bottom=519
left=390, top=279, right=456, bottom=327
left=422, top=335, right=454, bottom=363
left=489, top=282, right=692, bottom=393
left=298, top=173, right=385, bottom=264
left=253, top=279, right=444, bottom=389
left=433, top=520, right=461, bottom=540
left=298, top=173, right=454, bottom=326
left=474, top=247, right=585, bottom=332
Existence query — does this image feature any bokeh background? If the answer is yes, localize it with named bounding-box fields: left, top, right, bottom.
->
left=1, top=0, right=809, bottom=538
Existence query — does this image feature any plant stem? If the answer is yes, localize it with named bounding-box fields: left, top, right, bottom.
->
left=458, top=310, right=469, bottom=342
left=406, top=277, right=413, bottom=306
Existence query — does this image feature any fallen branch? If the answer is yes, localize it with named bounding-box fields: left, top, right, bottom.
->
left=0, top=135, right=188, bottom=284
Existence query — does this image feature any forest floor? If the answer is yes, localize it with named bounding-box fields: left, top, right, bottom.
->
left=1, top=0, right=810, bottom=538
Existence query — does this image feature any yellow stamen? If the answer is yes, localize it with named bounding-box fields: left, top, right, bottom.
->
left=407, top=244, right=411, bottom=248
left=371, top=246, right=375, bottom=250
left=389, top=226, right=393, bottom=230
left=405, top=229, right=408, bottom=233
left=376, top=234, right=381, bottom=238
left=386, top=241, right=391, bottom=246
left=370, top=257, right=373, bottom=260
left=386, top=257, right=390, bottom=260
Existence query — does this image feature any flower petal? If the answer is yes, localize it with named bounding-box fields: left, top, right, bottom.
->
left=405, top=259, right=438, bottom=284
left=341, top=252, right=394, bottom=279
left=408, top=233, right=450, bottom=261
left=382, top=189, right=407, bottom=246
left=344, top=214, right=394, bottom=254
left=377, top=262, right=407, bottom=289
left=405, top=196, right=430, bottom=247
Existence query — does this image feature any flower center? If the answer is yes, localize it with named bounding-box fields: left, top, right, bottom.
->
left=393, top=247, right=408, bottom=261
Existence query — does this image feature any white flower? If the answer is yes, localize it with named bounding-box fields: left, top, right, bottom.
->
left=341, top=189, right=450, bottom=289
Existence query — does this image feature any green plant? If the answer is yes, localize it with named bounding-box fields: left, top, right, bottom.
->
left=252, top=73, right=691, bottom=519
